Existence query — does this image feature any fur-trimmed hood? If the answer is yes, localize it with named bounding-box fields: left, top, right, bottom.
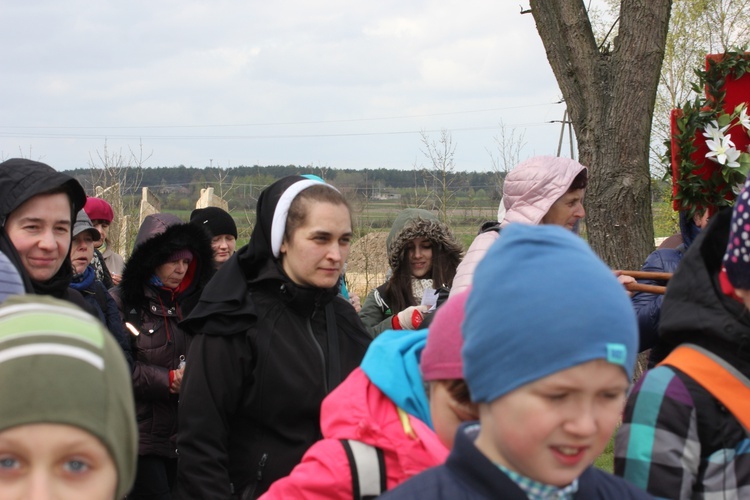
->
left=386, top=209, right=463, bottom=273
left=119, top=213, right=213, bottom=311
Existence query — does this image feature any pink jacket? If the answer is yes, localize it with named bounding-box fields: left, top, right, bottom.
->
left=451, top=156, right=586, bottom=296
left=450, top=231, right=498, bottom=296
left=260, top=368, right=448, bottom=499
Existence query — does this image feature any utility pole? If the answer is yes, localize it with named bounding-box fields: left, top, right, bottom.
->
left=555, top=108, right=576, bottom=159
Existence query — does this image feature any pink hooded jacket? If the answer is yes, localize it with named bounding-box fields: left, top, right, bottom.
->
left=451, top=156, right=587, bottom=296
left=259, top=368, right=448, bottom=499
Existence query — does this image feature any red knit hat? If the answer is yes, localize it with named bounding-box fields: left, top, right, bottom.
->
left=420, top=288, right=470, bottom=381
left=84, top=197, right=114, bottom=223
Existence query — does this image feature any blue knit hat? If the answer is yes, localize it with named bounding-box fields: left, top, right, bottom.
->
left=462, top=224, right=637, bottom=403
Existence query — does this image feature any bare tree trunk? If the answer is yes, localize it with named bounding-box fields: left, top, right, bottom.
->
left=529, top=0, right=672, bottom=269
left=88, top=140, right=149, bottom=258
left=420, top=129, right=456, bottom=224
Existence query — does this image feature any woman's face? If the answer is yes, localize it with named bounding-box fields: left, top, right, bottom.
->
left=4, top=193, right=72, bottom=282
left=70, top=232, right=94, bottom=275
left=280, top=201, right=352, bottom=289
left=0, top=423, right=118, bottom=500
left=541, top=189, right=586, bottom=230
left=211, top=234, right=236, bottom=266
left=155, top=258, right=190, bottom=289
left=90, top=220, right=109, bottom=249
left=407, top=237, right=433, bottom=278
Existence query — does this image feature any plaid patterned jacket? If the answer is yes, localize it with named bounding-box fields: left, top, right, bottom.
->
left=615, top=365, right=750, bottom=499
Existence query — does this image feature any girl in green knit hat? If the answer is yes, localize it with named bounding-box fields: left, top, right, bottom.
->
left=0, top=296, right=137, bottom=499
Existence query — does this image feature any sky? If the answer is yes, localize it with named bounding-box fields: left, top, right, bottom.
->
left=0, top=1, right=572, bottom=173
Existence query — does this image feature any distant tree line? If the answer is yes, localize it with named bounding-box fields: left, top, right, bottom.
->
left=69, top=163, right=674, bottom=212
left=72, top=164, right=502, bottom=191
left=69, top=164, right=511, bottom=210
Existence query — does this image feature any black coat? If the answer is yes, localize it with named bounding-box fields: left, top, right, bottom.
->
left=71, top=267, right=134, bottom=368
left=654, top=207, right=750, bottom=371
left=174, top=176, right=372, bottom=499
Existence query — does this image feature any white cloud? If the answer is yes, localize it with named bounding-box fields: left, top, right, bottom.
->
left=0, top=1, right=565, bottom=171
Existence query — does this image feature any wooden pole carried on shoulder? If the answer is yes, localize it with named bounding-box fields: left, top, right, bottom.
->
left=619, top=270, right=673, bottom=295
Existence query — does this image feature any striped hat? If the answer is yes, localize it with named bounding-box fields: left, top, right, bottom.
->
left=0, top=250, right=23, bottom=303
left=0, top=296, right=137, bottom=499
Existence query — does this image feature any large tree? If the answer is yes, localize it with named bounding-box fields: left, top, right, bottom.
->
left=529, top=0, right=672, bottom=269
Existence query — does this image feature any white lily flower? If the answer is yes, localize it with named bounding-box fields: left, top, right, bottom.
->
left=725, top=146, right=741, bottom=168
left=739, top=107, right=750, bottom=131
left=703, top=120, right=730, bottom=142
left=706, top=134, right=740, bottom=167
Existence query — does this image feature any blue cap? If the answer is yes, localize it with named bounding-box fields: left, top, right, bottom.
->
left=462, top=223, right=637, bottom=403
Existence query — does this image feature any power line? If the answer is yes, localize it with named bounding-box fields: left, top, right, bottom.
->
left=0, top=121, right=557, bottom=141
left=0, top=100, right=563, bottom=131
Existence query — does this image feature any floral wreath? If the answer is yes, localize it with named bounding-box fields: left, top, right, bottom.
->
left=667, top=50, right=750, bottom=217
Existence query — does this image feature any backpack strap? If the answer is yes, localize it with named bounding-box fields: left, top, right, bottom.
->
left=341, top=439, right=386, bottom=500
left=659, top=343, right=750, bottom=433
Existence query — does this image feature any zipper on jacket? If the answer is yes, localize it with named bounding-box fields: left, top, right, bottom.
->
left=306, top=319, right=328, bottom=393
left=256, top=452, right=268, bottom=482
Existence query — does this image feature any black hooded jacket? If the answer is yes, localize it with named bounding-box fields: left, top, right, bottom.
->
left=0, top=158, right=91, bottom=310
left=111, top=213, right=213, bottom=458
left=654, top=207, right=750, bottom=369
left=622, top=207, right=750, bottom=491
left=174, top=176, right=372, bottom=500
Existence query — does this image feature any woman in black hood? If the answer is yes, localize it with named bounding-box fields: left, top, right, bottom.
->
left=112, top=212, right=213, bottom=500
left=174, top=176, right=372, bottom=499
left=0, top=158, right=90, bottom=309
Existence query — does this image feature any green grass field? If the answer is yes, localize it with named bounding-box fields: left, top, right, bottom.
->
left=594, top=433, right=617, bottom=473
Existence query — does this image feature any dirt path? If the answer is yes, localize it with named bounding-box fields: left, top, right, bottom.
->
left=345, top=232, right=389, bottom=297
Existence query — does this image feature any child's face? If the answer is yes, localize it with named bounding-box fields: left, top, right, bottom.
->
left=429, top=381, right=478, bottom=449
left=474, top=359, right=629, bottom=487
left=0, top=423, right=117, bottom=499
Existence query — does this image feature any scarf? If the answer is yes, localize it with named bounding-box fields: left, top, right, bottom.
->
left=70, top=266, right=96, bottom=292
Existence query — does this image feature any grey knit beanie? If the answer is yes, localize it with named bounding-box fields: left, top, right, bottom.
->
left=0, top=296, right=137, bottom=498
